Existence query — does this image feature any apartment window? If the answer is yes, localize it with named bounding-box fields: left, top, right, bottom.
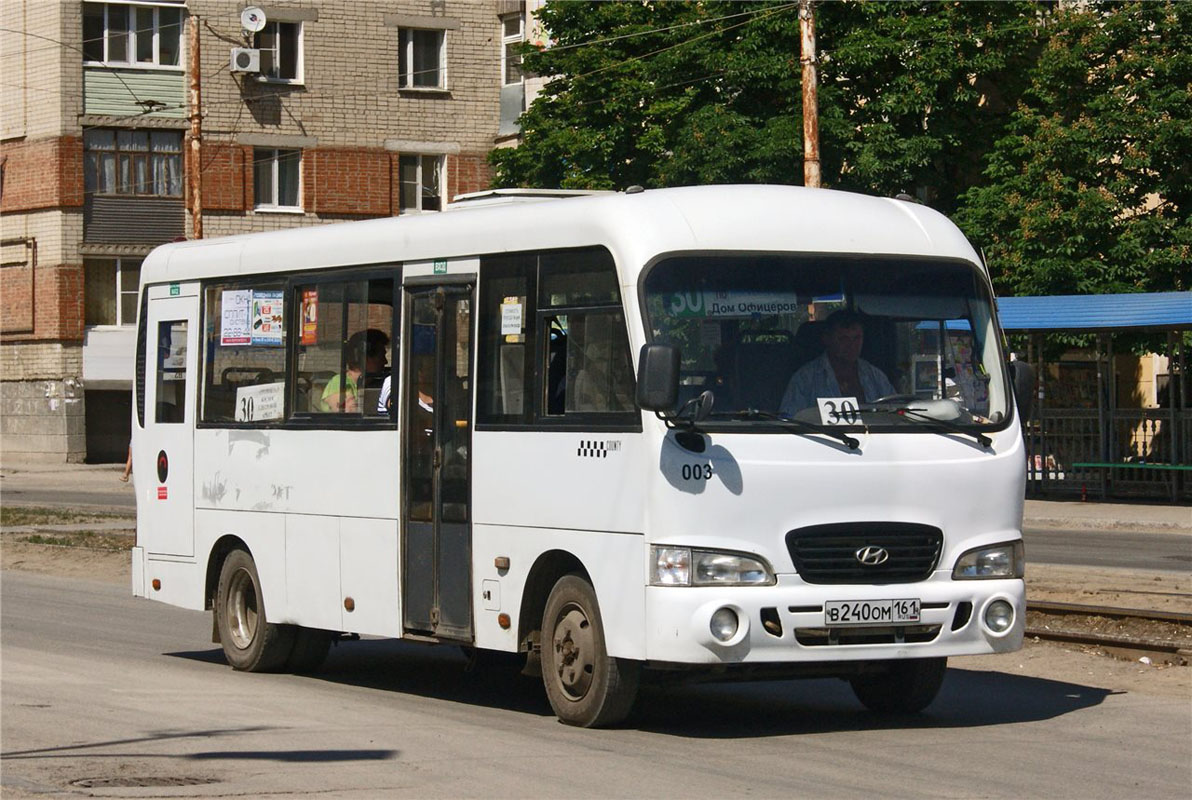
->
left=254, top=21, right=302, bottom=82
left=84, top=129, right=183, bottom=197
left=254, top=148, right=301, bottom=210
left=399, top=29, right=445, bottom=89
left=399, top=154, right=443, bottom=214
left=501, top=14, right=524, bottom=86
left=82, top=2, right=183, bottom=68
left=85, top=258, right=142, bottom=326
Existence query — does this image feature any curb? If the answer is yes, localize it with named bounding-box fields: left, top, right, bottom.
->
left=1024, top=516, right=1192, bottom=534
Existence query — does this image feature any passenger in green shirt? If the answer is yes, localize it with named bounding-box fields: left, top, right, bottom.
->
left=320, top=329, right=389, bottom=412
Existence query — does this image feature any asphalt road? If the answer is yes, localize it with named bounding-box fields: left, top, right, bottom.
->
left=2, top=570, right=1189, bottom=799
left=1023, top=526, right=1192, bottom=571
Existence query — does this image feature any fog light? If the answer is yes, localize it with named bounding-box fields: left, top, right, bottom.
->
left=710, top=607, right=739, bottom=642
left=984, top=599, right=1014, bottom=633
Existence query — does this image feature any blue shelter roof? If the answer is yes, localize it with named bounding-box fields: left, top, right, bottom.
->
left=997, top=292, right=1192, bottom=332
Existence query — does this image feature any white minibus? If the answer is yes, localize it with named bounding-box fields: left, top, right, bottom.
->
left=131, top=185, right=1033, bottom=726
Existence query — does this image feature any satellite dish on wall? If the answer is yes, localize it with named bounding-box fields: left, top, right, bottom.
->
left=241, top=7, right=267, bottom=34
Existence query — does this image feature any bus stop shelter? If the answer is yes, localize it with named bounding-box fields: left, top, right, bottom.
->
left=997, top=292, right=1192, bottom=502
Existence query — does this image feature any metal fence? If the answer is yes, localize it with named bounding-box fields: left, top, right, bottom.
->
left=1025, top=409, right=1191, bottom=500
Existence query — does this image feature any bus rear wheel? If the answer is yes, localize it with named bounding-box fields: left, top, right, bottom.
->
left=216, top=549, right=294, bottom=672
left=849, top=657, right=947, bottom=714
left=541, top=574, right=639, bottom=728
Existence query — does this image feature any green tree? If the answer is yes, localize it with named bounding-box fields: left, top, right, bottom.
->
left=957, top=2, right=1192, bottom=297
left=492, top=1, right=1046, bottom=215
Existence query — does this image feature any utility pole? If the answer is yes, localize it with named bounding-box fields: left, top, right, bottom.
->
left=799, top=0, right=821, bottom=189
left=188, top=14, right=203, bottom=239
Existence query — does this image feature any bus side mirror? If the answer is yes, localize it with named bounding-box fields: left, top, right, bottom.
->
left=636, top=343, right=680, bottom=412
left=1008, top=360, right=1035, bottom=422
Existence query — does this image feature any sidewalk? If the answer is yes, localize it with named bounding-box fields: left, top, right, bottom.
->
left=2, top=459, right=1189, bottom=533
left=1025, top=498, right=1191, bottom=534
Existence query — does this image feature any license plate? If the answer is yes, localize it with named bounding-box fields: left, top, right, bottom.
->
left=824, top=599, right=920, bottom=626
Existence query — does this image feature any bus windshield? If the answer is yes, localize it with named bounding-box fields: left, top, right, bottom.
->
left=642, top=254, right=1011, bottom=429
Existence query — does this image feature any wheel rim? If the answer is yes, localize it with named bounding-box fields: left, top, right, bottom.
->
left=225, top=567, right=259, bottom=650
left=552, top=603, right=595, bottom=701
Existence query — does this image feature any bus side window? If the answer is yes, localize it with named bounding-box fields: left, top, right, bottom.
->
left=200, top=283, right=287, bottom=423
left=538, top=249, right=635, bottom=418
left=156, top=320, right=188, bottom=423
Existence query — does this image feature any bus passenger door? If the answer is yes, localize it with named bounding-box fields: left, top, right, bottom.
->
left=402, top=283, right=474, bottom=641
left=141, top=289, right=198, bottom=557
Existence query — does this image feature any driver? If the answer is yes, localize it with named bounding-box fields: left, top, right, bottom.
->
left=779, top=309, right=894, bottom=415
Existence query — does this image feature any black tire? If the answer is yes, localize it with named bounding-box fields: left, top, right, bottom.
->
left=286, top=627, right=332, bottom=673
left=541, top=574, right=640, bottom=727
left=215, top=549, right=294, bottom=672
left=850, top=657, right=947, bottom=714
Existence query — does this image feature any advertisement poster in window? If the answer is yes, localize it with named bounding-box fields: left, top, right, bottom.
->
left=160, top=322, right=188, bottom=381
left=220, top=289, right=252, bottom=345
left=301, top=289, right=318, bottom=345
left=250, top=290, right=284, bottom=346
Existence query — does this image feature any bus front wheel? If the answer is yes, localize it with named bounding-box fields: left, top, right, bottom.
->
left=849, top=657, right=947, bottom=714
left=541, top=574, right=640, bottom=727
left=216, top=549, right=294, bottom=672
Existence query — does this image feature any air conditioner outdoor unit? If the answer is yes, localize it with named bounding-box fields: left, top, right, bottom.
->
left=230, top=47, right=261, bottom=73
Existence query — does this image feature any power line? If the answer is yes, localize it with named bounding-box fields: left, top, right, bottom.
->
left=556, top=3, right=797, bottom=85
left=0, top=26, right=151, bottom=108
left=542, top=2, right=799, bottom=54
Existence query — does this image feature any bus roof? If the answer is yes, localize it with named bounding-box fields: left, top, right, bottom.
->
left=142, top=185, right=981, bottom=285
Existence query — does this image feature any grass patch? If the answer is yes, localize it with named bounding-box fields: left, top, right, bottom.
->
left=17, top=531, right=133, bottom=551
left=1, top=506, right=127, bottom=527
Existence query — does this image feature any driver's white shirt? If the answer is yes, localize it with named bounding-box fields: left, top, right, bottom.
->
left=779, top=353, right=895, bottom=415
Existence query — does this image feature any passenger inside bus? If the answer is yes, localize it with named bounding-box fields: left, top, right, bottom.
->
left=778, top=309, right=894, bottom=414
left=319, top=328, right=389, bottom=412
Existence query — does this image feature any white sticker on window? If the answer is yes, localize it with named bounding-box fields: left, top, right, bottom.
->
left=817, top=397, right=861, bottom=426
left=234, top=382, right=284, bottom=422
left=220, top=290, right=252, bottom=345
left=500, top=301, right=523, bottom=335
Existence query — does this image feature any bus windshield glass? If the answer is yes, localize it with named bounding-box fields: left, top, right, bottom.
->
left=642, top=254, right=1010, bottom=429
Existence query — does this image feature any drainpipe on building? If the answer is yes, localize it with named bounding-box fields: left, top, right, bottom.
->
left=188, top=14, right=203, bottom=239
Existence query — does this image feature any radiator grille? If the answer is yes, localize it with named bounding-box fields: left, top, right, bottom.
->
left=786, top=523, right=943, bottom=584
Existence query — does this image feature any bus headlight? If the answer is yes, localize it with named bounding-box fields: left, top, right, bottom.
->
left=953, top=541, right=1025, bottom=579
left=651, top=547, right=775, bottom=586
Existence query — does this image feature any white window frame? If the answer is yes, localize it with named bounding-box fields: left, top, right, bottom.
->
left=398, top=28, right=447, bottom=90
left=85, top=257, right=142, bottom=328
left=500, top=13, right=524, bottom=87
left=398, top=154, right=445, bottom=215
left=82, top=1, right=185, bottom=71
left=253, top=148, right=303, bottom=213
left=253, top=20, right=304, bottom=85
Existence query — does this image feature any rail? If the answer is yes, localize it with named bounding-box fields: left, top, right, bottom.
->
left=1025, top=600, right=1192, bottom=665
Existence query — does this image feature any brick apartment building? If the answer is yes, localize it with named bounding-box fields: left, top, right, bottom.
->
left=1, top=0, right=540, bottom=463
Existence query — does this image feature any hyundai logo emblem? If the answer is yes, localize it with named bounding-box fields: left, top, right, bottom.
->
left=855, top=546, right=889, bottom=566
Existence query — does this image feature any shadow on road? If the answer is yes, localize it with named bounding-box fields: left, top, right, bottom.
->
left=167, top=640, right=1119, bottom=737
left=630, top=668, right=1121, bottom=737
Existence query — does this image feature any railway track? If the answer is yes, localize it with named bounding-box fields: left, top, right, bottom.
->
left=1025, top=600, right=1192, bottom=664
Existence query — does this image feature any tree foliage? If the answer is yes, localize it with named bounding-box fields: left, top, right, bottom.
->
left=957, top=2, right=1192, bottom=297
left=492, top=1, right=1044, bottom=214
left=492, top=1, right=1191, bottom=299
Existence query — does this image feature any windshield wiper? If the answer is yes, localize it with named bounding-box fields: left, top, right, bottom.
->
left=893, top=406, right=992, bottom=448
left=710, top=409, right=860, bottom=450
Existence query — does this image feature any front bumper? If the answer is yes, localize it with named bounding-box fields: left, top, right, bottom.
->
left=644, top=572, right=1024, bottom=664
